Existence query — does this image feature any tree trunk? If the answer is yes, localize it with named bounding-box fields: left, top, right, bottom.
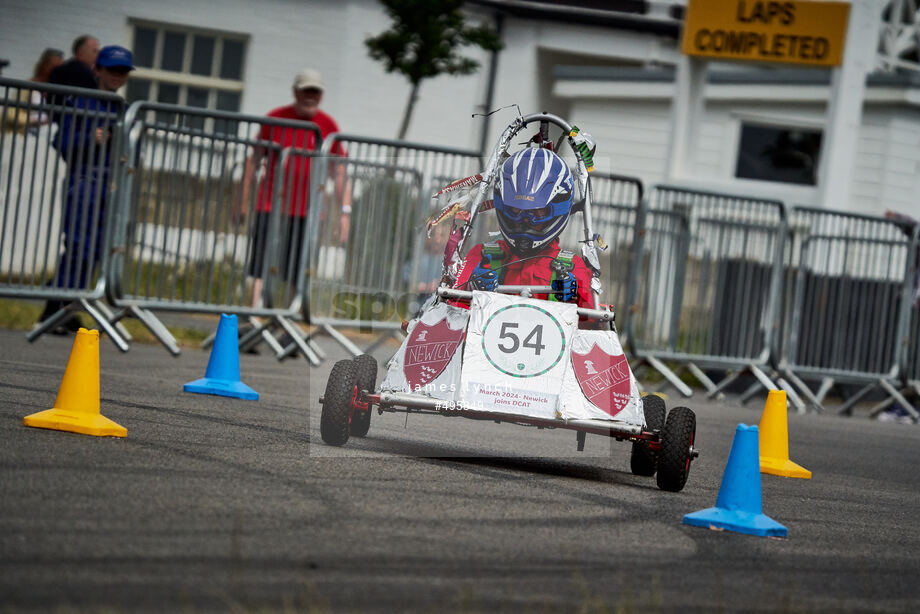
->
left=397, top=81, right=420, bottom=141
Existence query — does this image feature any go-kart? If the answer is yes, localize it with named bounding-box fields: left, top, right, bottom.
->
left=318, top=112, right=699, bottom=492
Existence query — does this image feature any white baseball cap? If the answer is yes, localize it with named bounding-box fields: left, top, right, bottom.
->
left=293, top=68, right=324, bottom=91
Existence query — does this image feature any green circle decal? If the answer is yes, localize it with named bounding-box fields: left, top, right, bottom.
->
left=481, top=304, right=567, bottom=378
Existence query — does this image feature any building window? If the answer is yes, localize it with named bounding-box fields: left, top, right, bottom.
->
left=126, top=21, right=248, bottom=132
left=735, top=123, right=822, bottom=186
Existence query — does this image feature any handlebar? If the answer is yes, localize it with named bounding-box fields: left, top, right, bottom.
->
left=519, top=113, right=573, bottom=134
left=437, top=287, right=614, bottom=323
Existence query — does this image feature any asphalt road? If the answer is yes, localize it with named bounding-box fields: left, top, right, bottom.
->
left=1, top=327, right=919, bottom=613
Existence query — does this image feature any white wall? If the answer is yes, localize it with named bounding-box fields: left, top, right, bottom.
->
left=4, top=0, right=915, bottom=218
left=872, top=109, right=920, bottom=217
left=565, top=86, right=920, bottom=218
left=567, top=99, right=672, bottom=183
left=0, top=0, right=492, bottom=149
left=483, top=18, right=681, bottom=158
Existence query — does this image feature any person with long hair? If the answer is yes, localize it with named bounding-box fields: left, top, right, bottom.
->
left=28, top=47, right=64, bottom=127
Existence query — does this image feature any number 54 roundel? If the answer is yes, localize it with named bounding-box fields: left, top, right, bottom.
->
left=460, top=291, right=579, bottom=419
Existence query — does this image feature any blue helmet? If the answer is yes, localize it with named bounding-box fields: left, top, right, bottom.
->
left=493, top=148, right=575, bottom=255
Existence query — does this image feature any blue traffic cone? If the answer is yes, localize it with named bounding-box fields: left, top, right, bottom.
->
left=184, top=314, right=259, bottom=400
left=683, top=424, right=787, bottom=538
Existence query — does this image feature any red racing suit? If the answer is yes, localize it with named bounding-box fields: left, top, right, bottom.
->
left=453, top=239, right=595, bottom=309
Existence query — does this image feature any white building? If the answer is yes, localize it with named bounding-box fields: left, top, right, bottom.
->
left=2, top=0, right=918, bottom=218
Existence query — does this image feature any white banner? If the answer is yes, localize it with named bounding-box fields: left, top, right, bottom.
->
left=380, top=299, right=468, bottom=402
left=559, top=329, right=644, bottom=426
left=460, top=291, right=578, bottom=419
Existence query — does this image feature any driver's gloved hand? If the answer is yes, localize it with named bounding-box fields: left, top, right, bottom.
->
left=552, top=272, right=578, bottom=302
left=471, top=255, right=498, bottom=292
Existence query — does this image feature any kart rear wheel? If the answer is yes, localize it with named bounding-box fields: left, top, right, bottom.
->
left=320, top=359, right=356, bottom=446
left=631, top=394, right=666, bottom=477
left=350, top=354, right=378, bottom=438
left=656, top=406, right=696, bottom=492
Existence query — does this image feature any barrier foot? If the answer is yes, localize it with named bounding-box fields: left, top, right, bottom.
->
left=709, top=363, right=777, bottom=401
left=236, top=316, right=284, bottom=356
left=80, top=299, right=129, bottom=353
left=89, top=299, right=132, bottom=342
left=868, top=396, right=897, bottom=417
left=321, top=324, right=364, bottom=358
left=260, top=324, right=285, bottom=356
left=711, top=369, right=743, bottom=397
left=836, top=381, right=875, bottom=416
left=739, top=379, right=762, bottom=405
left=736, top=372, right=803, bottom=413
left=781, top=369, right=825, bottom=413
left=749, top=364, right=778, bottom=395
left=237, top=316, right=266, bottom=352
left=128, top=306, right=180, bottom=356
left=645, top=355, right=693, bottom=398
left=27, top=302, right=78, bottom=342
left=776, top=378, right=806, bottom=414
left=878, top=379, right=919, bottom=421
left=307, top=336, right=327, bottom=360
left=274, top=317, right=321, bottom=366
left=201, top=329, right=217, bottom=349
left=364, top=329, right=404, bottom=354
left=687, top=362, right=724, bottom=401
left=816, top=377, right=835, bottom=404
left=277, top=326, right=326, bottom=361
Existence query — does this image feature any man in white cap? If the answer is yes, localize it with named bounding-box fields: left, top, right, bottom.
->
left=241, top=68, right=350, bottom=308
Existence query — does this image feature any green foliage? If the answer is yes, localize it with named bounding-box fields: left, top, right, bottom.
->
left=366, top=0, right=503, bottom=86
left=365, top=0, right=503, bottom=138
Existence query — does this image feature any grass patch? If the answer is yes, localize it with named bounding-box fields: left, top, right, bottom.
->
left=0, top=298, right=209, bottom=347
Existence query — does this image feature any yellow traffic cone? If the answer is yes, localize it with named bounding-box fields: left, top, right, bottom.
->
left=758, top=390, right=810, bottom=479
left=23, top=328, right=126, bottom=437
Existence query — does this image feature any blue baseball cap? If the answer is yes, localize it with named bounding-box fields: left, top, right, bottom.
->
left=96, top=45, right=135, bottom=70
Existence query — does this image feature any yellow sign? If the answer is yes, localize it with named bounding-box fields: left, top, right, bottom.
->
left=681, top=0, right=851, bottom=66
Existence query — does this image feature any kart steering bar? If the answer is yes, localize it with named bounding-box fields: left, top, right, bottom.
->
left=519, top=112, right=573, bottom=134
left=437, top=287, right=615, bottom=323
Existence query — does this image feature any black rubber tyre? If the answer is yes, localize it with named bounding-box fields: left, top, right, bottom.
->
left=320, top=359, right=356, bottom=446
left=350, top=354, right=378, bottom=438
left=656, top=406, right=697, bottom=492
left=630, top=394, right=666, bottom=477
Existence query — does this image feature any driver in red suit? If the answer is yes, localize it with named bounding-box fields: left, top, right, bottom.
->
left=453, top=148, right=595, bottom=310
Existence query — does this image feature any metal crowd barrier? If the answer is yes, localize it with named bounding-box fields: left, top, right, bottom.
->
left=780, top=207, right=918, bottom=417
left=108, top=102, right=324, bottom=360
left=3, top=81, right=917, bottom=420
left=1, top=77, right=130, bottom=349
left=304, top=133, right=481, bottom=355
left=298, top=155, right=425, bottom=356
left=625, top=184, right=789, bottom=401
left=565, top=172, right=644, bottom=334
left=904, top=225, right=920, bottom=410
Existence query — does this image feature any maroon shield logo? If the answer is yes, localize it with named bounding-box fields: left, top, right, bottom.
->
left=571, top=343, right=632, bottom=417
left=403, top=318, right=465, bottom=391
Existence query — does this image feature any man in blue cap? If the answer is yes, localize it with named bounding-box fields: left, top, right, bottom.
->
left=38, top=45, right=135, bottom=332
left=93, top=45, right=134, bottom=92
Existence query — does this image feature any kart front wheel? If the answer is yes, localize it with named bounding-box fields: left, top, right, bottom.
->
left=350, top=354, right=378, bottom=438
left=631, top=394, right=666, bottom=477
left=320, top=359, right=357, bottom=446
left=656, top=407, right=697, bottom=492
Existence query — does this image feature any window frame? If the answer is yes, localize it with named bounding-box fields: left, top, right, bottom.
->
left=732, top=116, right=824, bottom=187
left=127, top=20, right=248, bottom=118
